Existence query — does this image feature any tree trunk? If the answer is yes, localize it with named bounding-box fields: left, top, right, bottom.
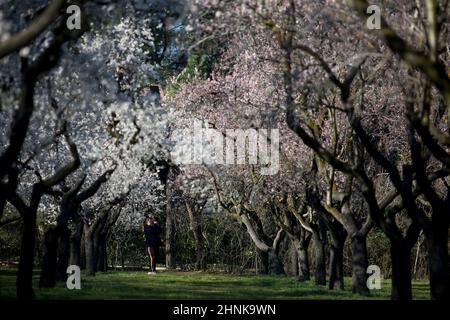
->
left=84, top=226, right=96, bottom=276
left=293, top=238, right=310, bottom=281
left=96, top=235, right=107, bottom=272
left=120, top=247, right=125, bottom=270
left=103, top=238, right=108, bottom=272
left=257, top=249, right=269, bottom=274
left=186, top=202, right=206, bottom=270
left=289, top=242, right=298, bottom=276
left=426, top=231, right=450, bottom=300
left=195, top=235, right=206, bottom=270
left=56, top=226, right=70, bottom=282
left=298, top=246, right=310, bottom=281
left=165, top=184, right=175, bottom=270
left=328, top=225, right=346, bottom=290
left=80, top=232, right=86, bottom=269
left=268, top=249, right=285, bottom=275
left=39, top=227, right=59, bottom=288
left=312, top=232, right=326, bottom=285
left=70, top=220, right=84, bottom=266
left=114, top=241, right=119, bottom=270
left=328, top=245, right=345, bottom=290
left=350, top=233, right=370, bottom=295
left=16, top=209, right=37, bottom=300
left=39, top=224, right=71, bottom=287
left=319, top=220, right=329, bottom=269
left=187, top=205, right=206, bottom=271
left=390, top=242, right=413, bottom=300
left=92, top=230, right=100, bottom=272
left=104, top=245, right=108, bottom=272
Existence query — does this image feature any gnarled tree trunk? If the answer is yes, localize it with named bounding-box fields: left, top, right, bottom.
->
left=390, top=241, right=413, bottom=300
left=39, top=227, right=59, bottom=288
left=56, top=226, right=70, bottom=282
left=292, top=236, right=311, bottom=281
left=351, top=233, right=370, bottom=295
left=39, top=224, right=74, bottom=286
left=80, top=232, right=86, bottom=269
left=165, top=182, right=175, bottom=270
left=268, top=249, right=284, bottom=275
left=17, top=208, right=37, bottom=300
left=96, top=235, right=107, bottom=272
left=257, top=249, right=269, bottom=274
left=185, top=200, right=207, bottom=270
left=240, top=213, right=285, bottom=275
left=84, top=225, right=96, bottom=276
left=328, top=223, right=347, bottom=290
left=70, top=219, right=84, bottom=266
left=312, top=231, right=326, bottom=285
left=289, top=242, right=299, bottom=276
left=426, top=230, right=450, bottom=300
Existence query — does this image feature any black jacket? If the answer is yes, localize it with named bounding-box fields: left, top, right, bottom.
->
left=144, top=224, right=161, bottom=247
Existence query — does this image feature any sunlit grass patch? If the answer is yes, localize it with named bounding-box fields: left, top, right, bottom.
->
left=0, top=268, right=430, bottom=300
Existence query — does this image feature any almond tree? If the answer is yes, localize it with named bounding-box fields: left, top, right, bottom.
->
left=347, top=0, right=450, bottom=301
left=262, top=0, right=450, bottom=299
left=187, top=0, right=449, bottom=299
left=0, top=0, right=86, bottom=299
left=177, top=167, right=211, bottom=270
left=210, top=168, right=286, bottom=275
left=39, top=166, right=115, bottom=287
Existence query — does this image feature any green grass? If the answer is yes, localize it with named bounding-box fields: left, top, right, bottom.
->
left=0, top=268, right=430, bottom=300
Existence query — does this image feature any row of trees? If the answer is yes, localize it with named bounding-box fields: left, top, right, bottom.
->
left=0, top=0, right=187, bottom=299
left=0, top=0, right=448, bottom=301
left=165, top=0, right=449, bottom=300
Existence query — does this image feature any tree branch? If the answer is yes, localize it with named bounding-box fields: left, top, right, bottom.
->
left=0, top=0, right=68, bottom=59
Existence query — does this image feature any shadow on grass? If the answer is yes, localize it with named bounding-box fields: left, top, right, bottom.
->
left=0, top=269, right=431, bottom=300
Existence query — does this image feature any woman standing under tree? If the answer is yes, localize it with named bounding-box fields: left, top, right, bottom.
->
left=142, top=215, right=162, bottom=275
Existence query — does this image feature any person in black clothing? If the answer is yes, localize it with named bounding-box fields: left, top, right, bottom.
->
left=142, top=215, right=161, bottom=274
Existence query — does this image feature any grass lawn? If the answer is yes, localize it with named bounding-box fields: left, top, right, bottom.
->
left=0, top=268, right=430, bottom=300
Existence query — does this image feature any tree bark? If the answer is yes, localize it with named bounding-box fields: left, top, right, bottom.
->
left=240, top=213, right=285, bottom=275
left=165, top=182, right=175, bottom=270
left=80, top=232, right=86, bottom=269
left=289, top=242, right=299, bottom=276
left=257, top=249, right=269, bottom=274
left=16, top=208, right=37, bottom=300
left=350, top=233, right=369, bottom=295
left=268, top=249, right=285, bottom=275
left=426, top=231, right=450, bottom=300
left=92, top=228, right=100, bottom=273
left=69, top=219, right=84, bottom=266
left=39, top=227, right=59, bottom=288
left=390, top=242, right=413, bottom=300
left=120, top=247, right=125, bottom=270
left=312, top=231, right=326, bottom=285
left=84, top=225, right=96, bottom=276
left=194, top=235, right=206, bottom=270
left=96, top=207, right=122, bottom=273
left=96, top=235, right=107, bottom=272
left=328, top=224, right=346, bottom=290
left=186, top=201, right=206, bottom=270
left=56, top=226, right=70, bottom=282
left=293, top=237, right=310, bottom=281
left=39, top=224, right=74, bottom=287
